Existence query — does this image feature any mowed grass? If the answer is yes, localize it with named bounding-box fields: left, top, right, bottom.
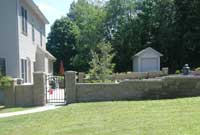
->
left=0, top=106, right=34, bottom=114
left=1, top=97, right=200, bottom=135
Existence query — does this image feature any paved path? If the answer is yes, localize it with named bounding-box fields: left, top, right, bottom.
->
left=0, top=105, right=60, bottom=118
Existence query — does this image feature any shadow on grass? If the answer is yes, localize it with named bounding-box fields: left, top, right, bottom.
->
left=0, top=105, right=38, bottom=113
left=73, top=95, right=200, bottom=104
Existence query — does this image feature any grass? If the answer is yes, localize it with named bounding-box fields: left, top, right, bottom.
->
left=1, top=97, right=200, bottom=135
left=0, top=106, right=35, bottom=113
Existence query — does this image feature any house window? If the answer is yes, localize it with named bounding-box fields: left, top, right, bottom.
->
left=21, top=6, right=28, bottom=35
left=0, top=58, right=6, bottom=76
left=32, top=23, right=35, bottom=42
left=21, top=59, right=27, bottom=83
left=40, top=30, right=43, bottom=46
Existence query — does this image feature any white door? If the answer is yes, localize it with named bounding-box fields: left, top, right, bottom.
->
left=141, top=58, right=158, bottom=72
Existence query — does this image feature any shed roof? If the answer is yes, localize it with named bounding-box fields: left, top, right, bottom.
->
left=134, top=47, right=163, bottom=57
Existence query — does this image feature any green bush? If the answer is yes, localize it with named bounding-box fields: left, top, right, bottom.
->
left=195, top=67, right=200, bottom=71
left=0, top=76, right=12, bottom=89
left=84, top=79, right=114, bottom=83
left=57, top=76, right=65, bottom=81
left=88, top=41, right=115, bottom=82
left=175, top=70, right=181, bottom=74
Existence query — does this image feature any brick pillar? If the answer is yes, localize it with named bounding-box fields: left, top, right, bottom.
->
left=65, top=71, right=76, bottom=104
left=4, top=79, right=17, bottom=107
left=78, top=72, right=85, bottom=83
left=33, top=72, right=46, bottom=106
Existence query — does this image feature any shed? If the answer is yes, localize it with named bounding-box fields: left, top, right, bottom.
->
left=133, top=47, right=163, bottom=72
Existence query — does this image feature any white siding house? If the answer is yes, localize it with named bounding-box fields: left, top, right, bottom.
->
left=133, top=47, right=163, bottom=72
left=0, top=0, right=56, bottom=83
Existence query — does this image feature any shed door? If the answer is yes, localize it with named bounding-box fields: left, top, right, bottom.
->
left=141, top=58, right=158, bottom=72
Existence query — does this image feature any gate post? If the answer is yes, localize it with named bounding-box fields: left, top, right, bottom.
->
left=65, top=71, right=76, bottom=104
left=78, top=72, right=85, bottom=83
left=33, top=72, right=46, bottom=106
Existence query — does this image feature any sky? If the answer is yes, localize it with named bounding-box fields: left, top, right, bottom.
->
left=33, top=0, right=76, bottom=35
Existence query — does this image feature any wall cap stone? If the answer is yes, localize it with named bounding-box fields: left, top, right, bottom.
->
left=164, top=75, right=200, bottom=80
left=33, top=72, right=46, bottom=75
left=65, top=71, right=77, bottom=73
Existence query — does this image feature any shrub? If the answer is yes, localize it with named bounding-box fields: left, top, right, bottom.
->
left=175, top=70, right=181, bottom=74
left=57, top=76, right=65, bottom=81
left=88, top=41, right=115, bottom=82
left=195, top=67, right=200, bottom=71
left=0, top=76, right=12, bottom=89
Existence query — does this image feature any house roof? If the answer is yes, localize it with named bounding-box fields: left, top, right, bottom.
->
left=23, top=0, right=49, bottom=24
left=45, top=51, right=56, bottom=61
left=36, top=46, right=56, bottom=61
left=134, top=47, right=163, bottom=57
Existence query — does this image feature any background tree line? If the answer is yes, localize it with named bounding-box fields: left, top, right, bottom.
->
left=47, top=0, right=200, bottom=74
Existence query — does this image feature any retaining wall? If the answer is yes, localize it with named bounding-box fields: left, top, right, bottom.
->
left=65, top=71, right=200, bottom=104
left=110, top=70, right=168, bottom=81
left=79, top=68, right=169, bottom=83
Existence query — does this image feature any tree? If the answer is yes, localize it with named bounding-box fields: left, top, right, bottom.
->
left=104, top=0, right=178, bottom=73
left=137, top=0, right=176, bottom=72
left=173, top=0, right=200, bottom=70
left=48, top=0, right=200, bottom=74
left=89, top=41, right=115, bottom=82
left=104, top=0, right=144, bottom=72
left=68, top=0, right=106, bottom=71
left=47, top=17, right=79, bottom=73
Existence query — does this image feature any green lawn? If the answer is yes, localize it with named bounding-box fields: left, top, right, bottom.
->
left=0, top=106, right=35, bottom=114
left=1, top=97, right=200, bottom=135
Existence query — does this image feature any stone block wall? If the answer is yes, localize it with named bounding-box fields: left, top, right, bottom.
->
left=76, top=79, right=163, bottom=102
left=65, top=71, right=200, bottom=104
left=4, top=72, right=46, bottom=107
left=161, top=76, right=200, bottom=98
left=15, top=85, right=33, bottom=106
left=4, top=80, right=17, bottom=107
left=110, top=71, right=166, bottom=81
left=78, top=68, right=168, bottom=83
left=0, top=89, right=4, bottom=104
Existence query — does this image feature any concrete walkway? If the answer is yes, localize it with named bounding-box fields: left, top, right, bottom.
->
left=0, top=105, right=60, bottom=118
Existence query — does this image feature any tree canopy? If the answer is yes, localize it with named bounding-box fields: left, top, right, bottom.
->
left=47, top=17, right=79, bottom=72
left=67, top=0, right=106, bottom=71
left=47, top=0, right=200, bottom=74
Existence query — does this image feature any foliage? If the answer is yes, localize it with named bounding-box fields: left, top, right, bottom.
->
left=47, top=17, right=80, bottom=73
left=88, top=41, right=115, bottom=82
left=195, top=67, right=200, bottom=71
left=47, top=0, right=200, bottom=74
left=104, top=0, right=200, bottom=73
left=84, top=78, right=114, bottom=83
left=68, top=0, right=106, bottom=71
left=173, top=0, right=200, bottom=70
left=104, top=0, right=142, bottom=72
left=0, top=76, right=12, bottom=89
left=57, top=76, right=65, bottom=81
left=175, top=70, right=181, bottom=74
